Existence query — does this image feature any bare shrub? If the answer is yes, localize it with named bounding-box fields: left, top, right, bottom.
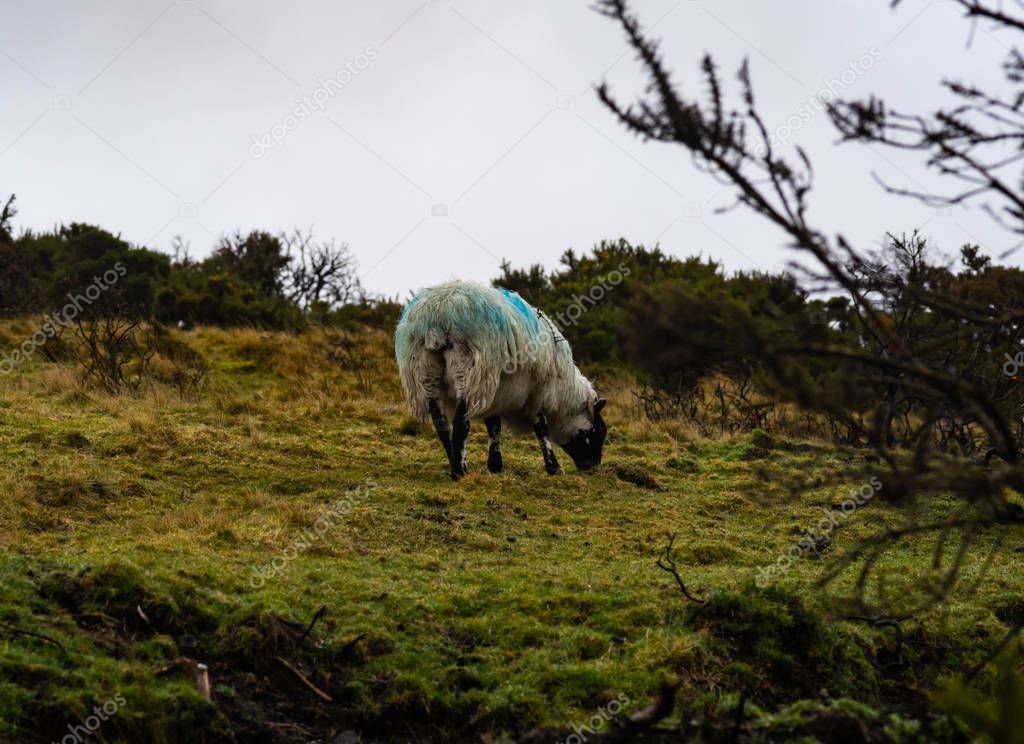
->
left=635, top=373, right=831, bottom=440
left=282, top=228, right=362, bottom=311
left=64, top=317, right=157, bottom=394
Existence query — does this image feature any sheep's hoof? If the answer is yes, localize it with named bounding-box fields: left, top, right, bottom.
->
left=545, top=467, right=562, bottom=476
left=487, top=456, right=504, bottom=474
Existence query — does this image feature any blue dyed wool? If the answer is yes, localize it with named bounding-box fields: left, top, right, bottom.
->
left=394, top=281, right=593, bottom=430
left=497, top=287, right=541, bottom=333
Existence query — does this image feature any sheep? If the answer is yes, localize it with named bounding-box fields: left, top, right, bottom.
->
left=395, top=280, right=607, bottom=480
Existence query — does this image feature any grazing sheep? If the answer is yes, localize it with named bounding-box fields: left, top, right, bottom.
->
left=395, top=281, right=607, bottom=480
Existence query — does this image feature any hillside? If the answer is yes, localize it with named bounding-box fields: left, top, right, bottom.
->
left=0, top=321, right=1017, bottom=742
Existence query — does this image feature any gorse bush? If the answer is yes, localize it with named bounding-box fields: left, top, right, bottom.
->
left=494, top=238, right=818, bottom=377
left=495, top=222, right=1024, bottom=452
left=496, top=240, right=844, bottom=440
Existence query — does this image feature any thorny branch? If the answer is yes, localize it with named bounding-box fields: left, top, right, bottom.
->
left=597, top=0, right=1024, bottom=617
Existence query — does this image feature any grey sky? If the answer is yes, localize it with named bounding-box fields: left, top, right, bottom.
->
left=0, top=1, right=1014, bottom=299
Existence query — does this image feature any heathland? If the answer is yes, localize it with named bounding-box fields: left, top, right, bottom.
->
left=0, top=321, right=1018, bottom=742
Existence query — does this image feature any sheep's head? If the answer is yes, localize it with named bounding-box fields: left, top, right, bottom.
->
left=560, top=398, right=607, bottom=471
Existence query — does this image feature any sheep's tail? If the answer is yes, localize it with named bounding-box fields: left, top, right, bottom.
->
left=442, top=337, right=502, bottom=417
left=395, top=328, right=505, bottom=419
left=394, top=283, right=519, bottom=418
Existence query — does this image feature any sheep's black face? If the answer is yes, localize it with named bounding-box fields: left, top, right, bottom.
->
left=560, top=398, right=607, bottom=471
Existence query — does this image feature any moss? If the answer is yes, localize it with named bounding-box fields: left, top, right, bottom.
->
left=684, top=542, right=740, bottom=565
left=36, top=562, right=220, bottom=641
left=750, top=428, right=776, bottom=449
left=398, top=417, right=423, bottom=436
left=687, top=586, right=878, bottom=703
left=269, top=477, right=315, bottom=496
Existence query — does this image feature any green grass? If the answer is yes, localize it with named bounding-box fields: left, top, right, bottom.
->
left=0, top=323, right=1019, bottom=742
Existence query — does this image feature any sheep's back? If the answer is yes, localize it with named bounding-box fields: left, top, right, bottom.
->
left=394, top=281, right=544, bottom=416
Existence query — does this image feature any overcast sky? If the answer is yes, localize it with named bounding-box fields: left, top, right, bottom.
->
left=0, top=1, right=1015, bottom=299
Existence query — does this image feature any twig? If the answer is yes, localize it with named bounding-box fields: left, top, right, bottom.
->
left=300, top=605, right=327, bottom=643
left=847, top=615, right=906, bottom=671
left=340, top=632, right=368, bottom=655
left=656, top=534, right=705, bottom=605
left=275, top=655, right=333, bottom=702
left=730, top=688, right=749, bottom=743
left=0, top=620, right=65, bottom=652
left=628, top=680, right=679, bottom=725
left=156, top=656, right=191, bottom=676
left=404, top=720, right=424, bottom=744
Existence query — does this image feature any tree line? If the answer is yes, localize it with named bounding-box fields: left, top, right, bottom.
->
left=0, top=195, right=394, bottom=329
left=8, top=186, right=1024, bottom=457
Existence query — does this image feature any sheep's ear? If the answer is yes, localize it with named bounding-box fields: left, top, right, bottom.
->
left=594, top=398, right=607, bottom=414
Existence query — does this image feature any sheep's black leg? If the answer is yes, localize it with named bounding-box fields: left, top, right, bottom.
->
left=428, top=399, right=452, bottom=462
left=485, top=416, right=503, bottom=473
left=533, top=411, right=561, bottom=475
left=449, top=397, right=470, bottom=480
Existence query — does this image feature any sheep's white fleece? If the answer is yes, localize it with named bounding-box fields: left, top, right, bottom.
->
left=394, top=281, right=595, bottom=443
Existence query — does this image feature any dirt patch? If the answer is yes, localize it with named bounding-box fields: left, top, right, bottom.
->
left=34, top=566, right=377, bottom=742
left=609, top=464, right=661, bottom=490
left=204, top=609, right=368, bottom=742
left=38, top=564, right=216, bottom=652
left=61, top=431, right=92, bottom=449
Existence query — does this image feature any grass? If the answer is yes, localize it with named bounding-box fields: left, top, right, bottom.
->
left=0, top=321, right=1019, bottom=742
